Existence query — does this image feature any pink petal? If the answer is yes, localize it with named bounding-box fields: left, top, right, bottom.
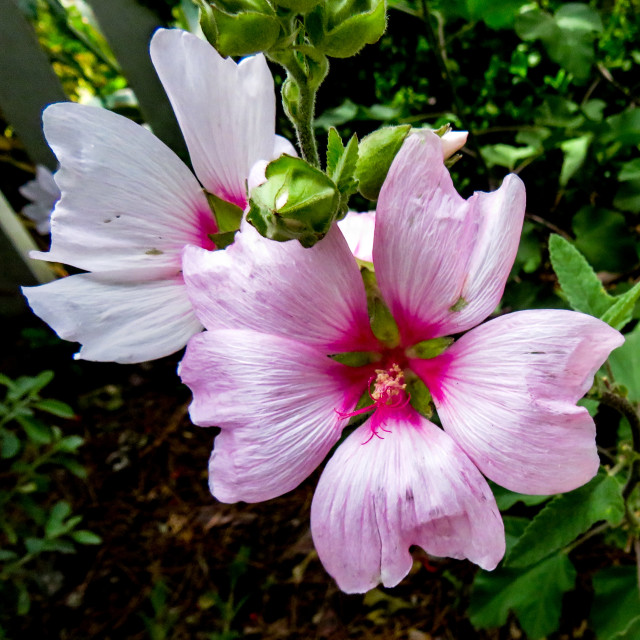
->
left=337, top=211, right=375, bottom=263
left=23, top=270, right=201, bottom=363
left=373, top=131, right=526, bottom=345
left=413, top=310, right=624, bottom=495
left=311, top=407, right=504, bottom=594
left=182, top=223, right=376, bottom=352
left=179, top=330, right=366, bottom=503
left=150, top=29, right=277, bottom=208
left=35, top=102, right=213, bottom=273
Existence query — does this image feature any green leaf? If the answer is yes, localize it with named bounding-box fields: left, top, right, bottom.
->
left=57, top=457, right=88, bottom=478
left=573, top=207, right=637, bottom=273
left=559, top=135, right=591, bottom=186
left=44, top=500, right=72, bottom=538
left=609, top=323, right=640, bottom=402
left=6, top=371, right=53, bottom=402
left=505, top=472, right=624, bottom=568
left=480, top=143, right=539, bottom=171
left=16, top=582, right=30, bottom=616
left=0, top=549, right=18, bottom=561
left=591, top=566, right=640, bottom=640
left=326, top=127, right=344, bottom=179
left=56, top=435, right=84, bottom=453
left=333, top=134, right=359, bottom=197
left=70, top=530, right=102, bottom=545
left=16, top=416, right=52, bottom=445
left=33, top=398, right=76, bottom=419
left=469, top=552, right=576, bottom=639
left=548, top=234, right=613, bottom=317
left=490, top=483, right=551, bottom=510
left=1, top=429, right=21, bottom=459
left=600, top=280, right=640, bottom=330
left=466, top=0, right=529, bottom=30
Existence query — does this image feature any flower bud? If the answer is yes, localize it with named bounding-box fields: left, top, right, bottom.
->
left=247, top=155, right=341, bottom=247
left=355, top=125, right=411, bottom=201
left=306, top=0, right=387, bottom=58
left=197, top=0, right=280, bottom=56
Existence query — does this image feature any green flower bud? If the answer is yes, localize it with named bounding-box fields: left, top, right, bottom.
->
left=197, top=0, right=280, bottom=56
left=355, top=124, right=411, bottom=200
left=281, top=77, right=301, bottom=121
left=306, top=0, right=387, bottom=58
left=275, top=0, right=322, bottom=12
left=247, top=155, right=341, bottom=248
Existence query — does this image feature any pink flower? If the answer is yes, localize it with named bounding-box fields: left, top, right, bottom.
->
left=22, top=28, right=293, bottom=364
left=338, top=129, right=468, bottom=262
left=178, top=131, right=623, bottom=593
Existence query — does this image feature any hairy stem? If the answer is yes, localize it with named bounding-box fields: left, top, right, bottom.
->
left=600, top=391, right=640, bottom=500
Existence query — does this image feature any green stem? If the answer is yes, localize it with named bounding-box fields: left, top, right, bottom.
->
left=270, top=51, right=321, bottom=167
left=600, top=391, right=640, bottom=500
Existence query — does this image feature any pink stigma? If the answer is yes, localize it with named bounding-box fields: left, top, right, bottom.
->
left=336, top=364, right=410, bottom=444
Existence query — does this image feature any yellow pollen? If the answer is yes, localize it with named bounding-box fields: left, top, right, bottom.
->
left=371, top=363, right=406, bottom=404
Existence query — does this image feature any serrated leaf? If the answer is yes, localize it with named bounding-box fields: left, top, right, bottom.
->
left=469, top=552, right=576, bottom=639
left=70, top=530, right=102, bottom=545
left=333, top=134, right=359, bottom=195
left=609, top=323, right=640, bottom=402
left=548, top=234, right=613, bottom=316
left=591, top=566, right=640, bottom=640
left=505, top=472, right=624, bottom=568
left=600, top=280, right=640, bottom=330
left=326, top=127, right=345, bottom=178
left=33, top=399, right=75, bottom=419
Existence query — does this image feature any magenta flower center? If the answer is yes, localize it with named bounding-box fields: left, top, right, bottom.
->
left=370, top=363, right=408, bottom=409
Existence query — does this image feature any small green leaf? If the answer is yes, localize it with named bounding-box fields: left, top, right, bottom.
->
left=33, top=398, right=76, bottom=419
left=57, top=435, right=84, bottom=453
left=559, top=134, right=591, bottom=186
left=469, top=552, right=576, bottom=639
left=45, top=501, right=73, bottom=538
left=406, top=337, right=454, bottom=359
left=609, top=323, right=640, bottom=402
left=326, top=127, right=345, bottom=178
left=0, top=549, right=18, bottom=561
left=57, top=457, right=88, bottom=478
left=70, top=530, right=102, bottom=545
left=328, top=351, right=380, bottom=367
left=1, top=430, right=21, bottom=459
left=16, top=582, right=30, bottom=615
left=16, top=416, right=52, bottom=445
left=548, top=234, right=613, bottom=316
left=505, top=472, right=624, bottom=568
left=600, top=280, right=640, bottom=330
left=7, top=371, right=54, bottom=402
left=591, top=566, right=640, bottom=640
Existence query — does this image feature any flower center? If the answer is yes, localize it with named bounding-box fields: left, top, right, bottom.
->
left=370, top=363, right=408, bottom=409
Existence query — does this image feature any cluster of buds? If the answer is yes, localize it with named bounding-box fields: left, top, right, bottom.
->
left=196, top=0, right=386, bottom=58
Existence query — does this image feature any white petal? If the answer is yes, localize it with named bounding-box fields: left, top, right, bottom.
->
left=311, top=408, right=504, bottom=593
left=37, top=102, right=213, bottom=273
left=179, top=330, right=365, bottom=502
left=151, top=29, right=277, bottom=207
left=413, top=310, right=624, bottom=494
left=337, top=211, right=375, bottom=262
left=23, top=271, right=201, bottom=363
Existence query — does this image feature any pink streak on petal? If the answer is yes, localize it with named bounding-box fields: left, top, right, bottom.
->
left=413, top=309, right=624, bottom=495
left=195, top=207, right=218, bottom=251
left=182, top=223, right=376, bottom=352
left=179, top=329, right=368, bottom=502
left=311, top=406, right=505, bottom=593
left=374, top=131, right=526, bottom=345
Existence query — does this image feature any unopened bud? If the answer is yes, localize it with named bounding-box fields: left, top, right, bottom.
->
left=247, top=155, right=341, bottom=247
left=306, top=0, right=387, bottom=58
left=355, top=125, right=411, bottom=201
left=197, top=0, right=280, bottom=56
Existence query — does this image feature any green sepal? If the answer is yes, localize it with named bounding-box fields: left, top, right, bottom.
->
left=361, top=268, right=400, bottom=347
left=208, top=231, right=236, bottom=249
left=326, top=128, right=359, bottom=215
left=306, top=0, right=387, bottom=59
left=328, top=351, right=381, bottom=367
left=275, top=0, right=322, bottom=13
left=356, top=125, right=411, bottom=200
left=405, top=374, right=433, bottom=418
left=200, top=1, right=280, bottom=56
left=406, top=337, right=454, bottom=360
left=247, top=155, right=341, bottom=247
left=205, top=191, right=243, bottom=234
